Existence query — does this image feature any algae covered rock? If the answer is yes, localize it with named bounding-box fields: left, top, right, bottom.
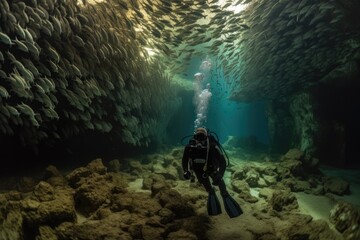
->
left=270, top=189, right=298, bottom=211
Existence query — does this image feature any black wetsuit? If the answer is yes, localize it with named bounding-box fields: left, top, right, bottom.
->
left=182, top=137, right=228, bottom=196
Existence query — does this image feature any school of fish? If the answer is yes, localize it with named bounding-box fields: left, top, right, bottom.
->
left=0, top=0, right=359, bottom=145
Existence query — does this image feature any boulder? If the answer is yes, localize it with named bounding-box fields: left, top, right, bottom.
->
left=258, top=188, right=274, bottom=200
left=263, top=175, right=277, bottom=186
left=36, top=225, right=58, bottom=240
left=0, top=210, right=23, bottom=240
left=245, top=169, right=260, bottom=187
left=55, top=212, right=132, bottom=240
left=66, top=167, right=92, bottom=188
left=283, top=149, right=305, bottom=161
left=86, top=158, right=107, bottom=175
left=282, top=160, right=303, bottom=177
left=330, top=201, right=360, bottom=238
left=287, top=219, right=341, bottom=240
left=74, top=174, right=113, bottom=216
left=33, top=181, right=55, bottom=202
left=46, top=176, right=68, bottom=187
left=24, top=188, right=76, bottom=226
left=158, top=208, right=175, bottom=224
left=270, top=189, right=298, bottom=211
left=107, top=159, right=121, bottom=173
left=324, top=177, right=350, bottom=195
left=231, top=179, right=250, bottom=193
left=167, top=229, right=197, bottom=240
left=155, top=189, right=195, bottom=218
left=111, top=192, right=162, bottom=216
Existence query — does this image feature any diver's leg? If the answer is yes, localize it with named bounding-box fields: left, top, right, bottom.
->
left=202, top=177, right=214, bottom=193
left=217, top=179, right=229, bottom=196
left=197, top=172, right=214, bottom=193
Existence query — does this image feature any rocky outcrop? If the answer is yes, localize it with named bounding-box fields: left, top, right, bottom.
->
left=324, top=176, right=350, bottom=195
left=1, top=147, right=358, bottom=240
left=0, top=157, right=208, bottom=240
left=330, top=202, right=360, bottom=240
left=270, top=189, right=298, bottom=212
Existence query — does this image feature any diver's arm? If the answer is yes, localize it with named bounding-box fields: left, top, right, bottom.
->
left=214, top=146, right=226, bottom=177
left=182, top=145, right=191, bottom=172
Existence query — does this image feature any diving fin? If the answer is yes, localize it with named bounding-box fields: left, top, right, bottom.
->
left=207, top=191, right=222, bottom=216
left=222, top=194, right=243, bottom=218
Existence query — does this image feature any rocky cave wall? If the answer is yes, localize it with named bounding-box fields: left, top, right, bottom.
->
left=0, top=0, right=181, bottom=161
left=266, top=70, right=360, bottom=167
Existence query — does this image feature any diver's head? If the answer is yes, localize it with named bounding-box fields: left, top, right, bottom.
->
left=194, top=127, right=207, bottom=141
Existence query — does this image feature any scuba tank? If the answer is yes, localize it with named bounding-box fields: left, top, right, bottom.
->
left=180, top=129, right=230, bottom=167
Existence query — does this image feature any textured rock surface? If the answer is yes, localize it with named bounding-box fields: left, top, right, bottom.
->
left=330, top=202, right=360, bottom=239
left=1, top=148, right=357, bottom=240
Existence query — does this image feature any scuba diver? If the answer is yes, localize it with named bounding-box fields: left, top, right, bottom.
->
left=182, top=127, right=243, bottom=218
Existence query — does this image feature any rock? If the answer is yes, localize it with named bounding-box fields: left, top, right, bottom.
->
left=87, top=158, right=107, bottom=175
left=17, top=177, right=37, bottom=192
left=324, top=177, right=350, bottom=195
left=246, top=220, right=274, bottom=238
left=128, top=224, right=143, bottom=239
left=231, top=179, right=250, bottom=193
left=146, top=216, right=165, bottom=228
left=24, top=188, right=76, bottom=226
left=167, top=229, right=197, bottom=240
left=154, top=164, right=178, bottom=180
left=281, top=179, right=311, bottom=192
left=276, top=167, right=292, bottom=180
left=55, top=212, right=132, bottom=240
left=5, top=191, right=23, bottom=201
left=163, top=155, right=175, bottom=167
left=36, top=225, right=58, bottom=240
left=153, top=163, right=164, bottom=173
left=282, top=160, right=303, bottom=177
left=142, top=177, right=153, bottom=190
left=155, top=189, right=195, bottom=218
left=245, top=169, right=260, bottom=187
left=258, top=188, right=274, bottom=200
left=293, top=180, right=311, bottom=192
left=33, top=181, right=55, bottom=202
left=141, top=225, right=165, bottom=240
left=66, top=167, right=92, bottom=188
left=158, top=208, right=175, bottom=224
left=263, top=175, right=277, bottom=186
left=239, top=191, right=259, bottom=203
left=107, top=159, right=121, bottom=173
left=151, top=181, right=170, bottom=196
left=74, top=174, right=113, bottom=216
left=46, top=176, right=68, bottom=187
left=93, top=208, right=113, bottom=220
left=232, top=169, right=246, bottom=179
left=270, top=189, right=298, bottom=211
left=111, top=192, right=162, bottom=216
left=257, top=177, right=267, bottom=187
left=44, top=165, right=62, bottom=178
left=283, top=149, right=305, bottom=161
left=330, top=201, right=360, bottom=237
left=129, top=160, right=144, bottom=174
left=287, top=219, right=342, bottom=240
left=0, top=210, right=23, bottom=240
left=21, top=198, right=40, bottom=211
left=170, top=148, right=183, bottom=158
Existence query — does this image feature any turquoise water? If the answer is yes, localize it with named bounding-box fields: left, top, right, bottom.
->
left=180, top=57, right=269, bottom=145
